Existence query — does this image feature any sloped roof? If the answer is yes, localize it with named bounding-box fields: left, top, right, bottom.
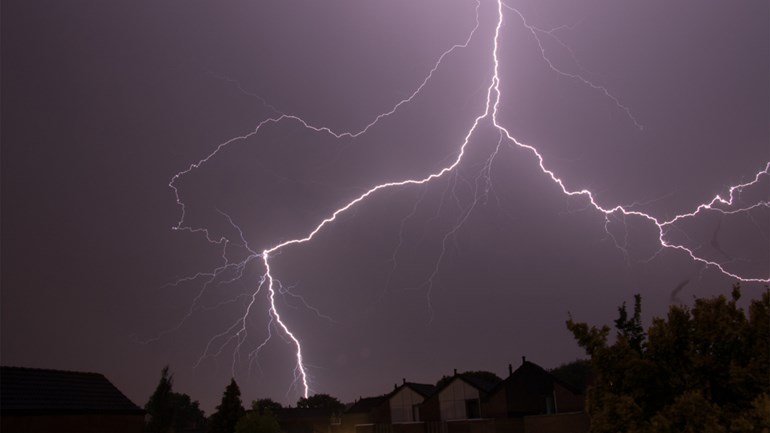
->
left=345, top=395, right=388, bottom=414
left=518, top=361, right=582, bottom=394
left=0, top=366, right=144, bottom=415
left=403, top=382, right=435, bottom=398
left=459, top=373, right=500, bottom=394
left=489, top=360, right=582, bottom=397
left=426, top=373, right=502, bottom=403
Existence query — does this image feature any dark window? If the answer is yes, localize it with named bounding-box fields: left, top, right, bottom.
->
left=465, top=399, right=480, bottom=419
left=545, top=395, right=555, bottom=414
left=412, top=404, right=421, bottom=422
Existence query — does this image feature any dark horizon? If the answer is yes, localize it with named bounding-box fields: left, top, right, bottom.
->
left=2, top=0, right=768, bottom=415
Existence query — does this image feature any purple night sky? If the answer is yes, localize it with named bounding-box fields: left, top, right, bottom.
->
left=2, top=0, right=768, bottom=414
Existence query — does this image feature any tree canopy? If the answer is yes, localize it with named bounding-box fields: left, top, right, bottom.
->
left=170, top=391, right=207, bottom=432
left=253, top=398, right=283, bottom=415
left=566, top=284, right=769, bottom=433
left=144, top=366, right=207, bottom=433
left=549, top=359, right=592, bottom=393
left=235, top=401, right=282, bottom=433
left=209, top=378, right=246, bottom=433
left=296, top=393, right=344, bottom=413
left=145, top=366, right=175, bottom=433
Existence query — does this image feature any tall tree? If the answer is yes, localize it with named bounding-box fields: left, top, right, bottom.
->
left=144, top=366, right=207, bottom=433
left=209, top=378, right=246, bottom=433
left=145, top=366, right=175, bottom=433
left=566, top=284, right=770, bottom=433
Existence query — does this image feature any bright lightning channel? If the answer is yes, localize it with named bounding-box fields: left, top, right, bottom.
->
left=168, top=0, right=770, bottom=400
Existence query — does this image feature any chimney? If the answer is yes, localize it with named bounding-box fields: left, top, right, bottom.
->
left=394, top=383, right=397, bottom=390
left=522, top=356, right=526, bottom=365
left=403, top=378, right=406, bottom=385
left=453, top=368, right=457, bottom=376
left=508, top=363, right=513, bottom=376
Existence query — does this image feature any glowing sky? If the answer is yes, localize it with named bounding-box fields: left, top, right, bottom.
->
left=2, top=0, right=768, bottom=413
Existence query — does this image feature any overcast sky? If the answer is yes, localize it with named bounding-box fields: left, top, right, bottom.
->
left=2, top=0, right=768, bottom=414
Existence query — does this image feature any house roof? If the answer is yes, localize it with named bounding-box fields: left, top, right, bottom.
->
left=402, top=382, right=435, bottom=398
left=489, top=360, right=582, bottom=397
left=426, top=372, right=502, bottom=403
left=0, top=366, right=144, bottom=415
left=458, top=374, right=500, bottom=394
left=345, top=395, right=388, bottom=414
left=519, top=361, right=582, bottom=395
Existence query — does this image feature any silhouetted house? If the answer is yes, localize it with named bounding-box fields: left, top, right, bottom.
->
left=350, top=395, right=391, bottom=423
left=485, top=358, right=584, bottom=417
left=389, top=380, right=435, bottom=424
left=484, top=358, right=589, bottom=433
left=416, top=371, right=500, bottom=433
left=336, top=380, right=436, bottom=433
left=337, top=395, right=390, bottom=433
left=0, top=366, right=144, bottom=433
left=420, top=370, right=499, bottom=421
left=420, top=371, right=500, bottom=422
left=335, top=362, right=588, bottom=433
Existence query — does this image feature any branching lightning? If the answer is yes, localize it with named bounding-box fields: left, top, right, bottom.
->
left=501, top=2, right=643, bottom=131
left=165, top=0, right=770, bottom=400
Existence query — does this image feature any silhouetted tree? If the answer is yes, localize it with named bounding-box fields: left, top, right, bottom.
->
left=296, top=393, right=344, bottom=413
left=549, top=359, right=593, bottom=393
left=253, top=398, right=283, bottom=415
left=613, top=294, right=645, bottom=354
left=209, top=378, right=246, bottom=433
left=235, top=401, right=282, bottom=433
left=566, top=284, right=770, bottom=433
left=170, top=391, right=207, bottom=432
left=145, top=366, right=207, bottom=433
left=145, top=366, right=175, bottom=433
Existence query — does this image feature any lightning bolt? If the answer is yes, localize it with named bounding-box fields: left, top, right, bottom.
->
left=166, top=0, right=769, bottom=400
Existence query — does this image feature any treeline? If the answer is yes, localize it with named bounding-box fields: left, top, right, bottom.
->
left=144, top=284, right=769, bottom=433
left=144, top=368, right=345, bottom=433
